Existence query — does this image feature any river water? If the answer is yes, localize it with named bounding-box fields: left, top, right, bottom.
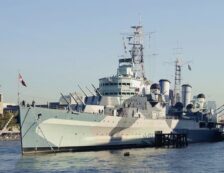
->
left=0, top=140, right=223, bottom=173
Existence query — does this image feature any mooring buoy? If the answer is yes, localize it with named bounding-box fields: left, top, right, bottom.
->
left=124, top=152, right=130, bottom=156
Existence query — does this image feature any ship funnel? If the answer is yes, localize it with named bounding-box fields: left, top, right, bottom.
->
left=159, top=79, right=170, bottom=96
left=181, top=84, right=192, bottom=108
left=159, top=79, right=171, bottom=113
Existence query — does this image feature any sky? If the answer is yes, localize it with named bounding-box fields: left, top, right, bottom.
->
left=0, top=0, right=224, bottom=106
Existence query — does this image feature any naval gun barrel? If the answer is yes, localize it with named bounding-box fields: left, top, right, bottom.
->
left=86, top=86, right=96, bottom=96
left=74, top=92, right=85, bottom=105
left=60, top=93, right=70, bottom=105
left=69, top=93, right=79, bottom=105
left=91, top=84, right=102, bottom=96
left=60, top=93, right=71, bottom=111
left=78, top=85, right=88, bottom=97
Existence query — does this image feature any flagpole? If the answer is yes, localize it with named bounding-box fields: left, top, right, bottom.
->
left=17, top=71, right=20, bottom=105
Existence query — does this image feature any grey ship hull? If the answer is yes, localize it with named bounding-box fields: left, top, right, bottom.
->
left=19, top=106, right=221, bottom=154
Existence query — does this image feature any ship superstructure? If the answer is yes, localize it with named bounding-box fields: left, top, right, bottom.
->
left=99, top=24, right=150, bottom=104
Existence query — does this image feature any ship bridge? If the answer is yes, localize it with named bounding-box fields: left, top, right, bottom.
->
left=99, top=58, right=150, bottom=103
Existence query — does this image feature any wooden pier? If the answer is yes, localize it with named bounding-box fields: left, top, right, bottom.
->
left=155, top=131, right=188, bottom=148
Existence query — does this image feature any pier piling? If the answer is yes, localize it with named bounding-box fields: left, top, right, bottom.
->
left=155, top=131, right=188, bottom=148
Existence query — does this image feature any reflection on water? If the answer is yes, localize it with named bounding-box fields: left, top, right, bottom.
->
left=0, top=140, right=224, bottom=173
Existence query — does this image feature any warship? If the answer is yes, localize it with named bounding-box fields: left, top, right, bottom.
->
left=19, top=24, right=222, bottom=154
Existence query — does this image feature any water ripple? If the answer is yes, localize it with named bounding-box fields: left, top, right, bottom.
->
left=0, top=141, right=223, bottom=173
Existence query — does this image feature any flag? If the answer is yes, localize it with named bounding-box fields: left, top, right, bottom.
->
left=188, top=64, right=192, bottom=71
left=19, top=73, right=27, bottom=87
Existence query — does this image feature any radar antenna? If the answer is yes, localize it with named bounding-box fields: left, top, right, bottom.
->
left=119, top=21, right=152, bottom=80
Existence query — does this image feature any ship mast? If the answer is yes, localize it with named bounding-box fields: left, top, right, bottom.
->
left=172, top=53, right=192, bottom=105
left=173, top=58, right=182, bottom=104
left=172, top=44, right=183, bottom=105
left=129, top=24, right=145, bottom=79
left=119, top=22, right=146, bottom=80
